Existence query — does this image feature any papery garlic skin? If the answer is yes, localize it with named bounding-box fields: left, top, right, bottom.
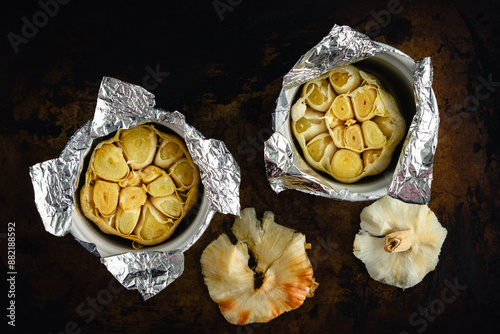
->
left=201, top=208, right=318, bottom=325
left=353, top=196, right=447, bottom=289
left=291, top=64, right=406, bottom=183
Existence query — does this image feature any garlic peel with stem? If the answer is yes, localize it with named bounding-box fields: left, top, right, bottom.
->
left=353, top=196, right=447, bottom=289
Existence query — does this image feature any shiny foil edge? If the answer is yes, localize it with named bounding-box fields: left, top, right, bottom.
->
left=30, top=77, right=241, bottom=300
left=388, top=57, right=438, bottom=204
left=265, top=24, right=438, bottom=203
left=101, top=251, right=185, bottom=301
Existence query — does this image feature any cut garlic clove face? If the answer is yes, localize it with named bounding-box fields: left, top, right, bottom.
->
left=92, top=144, right=129, bottom=182
left=135, top=200, right=174, bottom=241
left=328, top=65, right=361, bottom=94
left=362, top=121, right=387, bottom=149
left=119, top=125, right=158, bottom=170
left=344, top=124, right=365, bottom=152
left=303, top=133, right=336, bottom=174
left=150, top=193, right=183, bottom=219
left=154, top=138, right=184, bottom=169
left=331, top=125, right=346, bottom=148
left=302, top=77, right=336, bottom=112
left=168, top=158, right=197, bottom=191
left=147, top=174, right=176, bottom=197
left=119, top=186, right=147, bottom=211
left=93, top=180, right=120, bottom=216
left=138, top=165, right=165, bottom=184
left=293, top=107, right=328, bottom=142
left=351, top=86, right=378, bottom=122
left=116, top=206, right=141, bottom=235
left=331, top=149, right=363, bottom=181
left=118, top=170, right=141, bottom=188
left=330, top=95, right=354, bottom=120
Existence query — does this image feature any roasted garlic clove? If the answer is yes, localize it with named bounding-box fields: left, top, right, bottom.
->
left=154, top=135, right=185, bottom=169
left=361, top=121, right=387, bottom=149
left=119, top=186, right=147, bottom=211
left=168, top=158, right=198, bottom=191
left=150, top=193, right=184, bottom=218
left=353, top=196, right=447, bottom=289
left=147, top=174, right=176, bottom=197
left=330, top=95, right=354, bottom=121
left=138, top=165, right=165, bottom=184
left=301, top=76, right=336, bottom=112
left=344, top=124, right=365, bottom=152
left=351, top=86, right=378, bottom=122
left=93, top=180, right=120, bottom=216
left=293, top=107, right=328, bottom=142
left=118, top=170, right=141, bottom=188
left=331, top=125, right=346, bottom=149
left=135, top=200, right=174, bottom=241
left=92, top=144, right=129, bottom=182
left=303, top=133, right=337, bottom=174
left=330, top=149, right=363, bottom=181
left=119, top=125, right=158, bottom=170
left=328, top=65, right=361, bottom=94
left=116, top=206, right=141, bottom=235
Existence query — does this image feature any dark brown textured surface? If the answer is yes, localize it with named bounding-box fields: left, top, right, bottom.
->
left=1, top=0, right=499, bottom=333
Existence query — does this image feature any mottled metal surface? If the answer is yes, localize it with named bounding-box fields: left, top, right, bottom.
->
left=1, top=0, right=499, bottom=333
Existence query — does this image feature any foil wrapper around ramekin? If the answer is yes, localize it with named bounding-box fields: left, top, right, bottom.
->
left=264, top=25, right=439, bottom=204
left=29, top=77, right=241, bottom=300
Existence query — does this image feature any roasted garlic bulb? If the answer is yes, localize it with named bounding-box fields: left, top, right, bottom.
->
left=353, top=196, right=447, bottom=289
left=291, top=64, right=406, bottom=183
left=201, top=208, right=318, bottom=325
left=79, top=124, right=200, bottom=246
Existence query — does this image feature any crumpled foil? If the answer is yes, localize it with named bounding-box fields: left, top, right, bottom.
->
left=29, top=76, right=241, bottom=300
left=264, top=25, right=439, bottom=204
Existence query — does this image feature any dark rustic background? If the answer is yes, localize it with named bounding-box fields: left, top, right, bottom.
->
left=1, top=0, right=499, bottom=333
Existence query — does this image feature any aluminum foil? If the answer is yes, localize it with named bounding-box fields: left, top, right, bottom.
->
left=29, top=76, right=241, bottom=300
left=265, top=24, right=439, bottom=204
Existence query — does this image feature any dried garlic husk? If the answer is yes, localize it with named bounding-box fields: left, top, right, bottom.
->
left=353, top=196, right=447, bottom=289
left=291, top=64, right=406, bottom=183
left=201, top=208, right=318, bottom=325
left=79, top=124, right=200, bottom=246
